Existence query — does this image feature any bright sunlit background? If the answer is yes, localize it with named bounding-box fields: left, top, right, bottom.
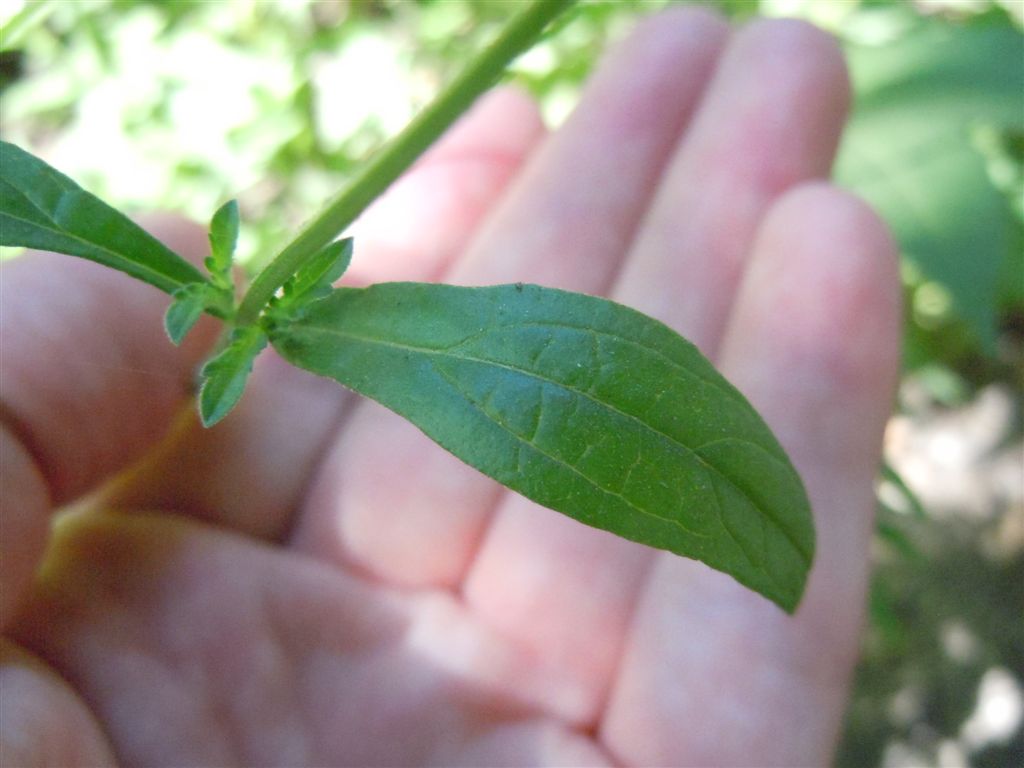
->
left=1, top=1, right=1021, bottom=766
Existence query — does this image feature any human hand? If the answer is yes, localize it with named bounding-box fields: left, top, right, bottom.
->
left=0, top=8, right=900, bottom=766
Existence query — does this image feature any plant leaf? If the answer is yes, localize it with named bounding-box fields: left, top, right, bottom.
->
left=207, top=199, right=239, bottom=287
left=279, top=237, right=353, bottom=307
left=0, top=141, right=204, bottom=294
left=165, top=284, right=210, bottom=345
left=198, top=326, right=267, bottom=427
left=271, top=282, right=815, bottom=612
left=879, top=461, right=927, bottom=520
left=837, top=19, right=1024, bottom=348
left=164, top=282, right=232, bottom=345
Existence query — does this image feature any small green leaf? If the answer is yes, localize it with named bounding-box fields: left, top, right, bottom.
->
left=165, top=284, right=209, bottom=345
left=207, top=199, right=239, bottom=287
left=198, top=326, right=267, bottom=427
left=271, top=282, right=815, bottom=612
left=163, top=282, right=232, bottom=345
left=0, top=141, right=204, bottom=294
left=280, top=238, right=353, bottom=307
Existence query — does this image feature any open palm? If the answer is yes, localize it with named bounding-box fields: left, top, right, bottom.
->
left=1, top=10, right=901, bottom=767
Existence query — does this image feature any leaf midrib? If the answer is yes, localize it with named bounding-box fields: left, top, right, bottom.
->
left=442, top=317, right=751, bottom=410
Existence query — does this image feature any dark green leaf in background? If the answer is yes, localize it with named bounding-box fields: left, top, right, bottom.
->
left=271, top=282, right=815, bottom=612
left=837, top=20, right=1024, bottom=348
left=198, top=325, right=267, bottom=427
left=0, top=140, right=204, bottom=294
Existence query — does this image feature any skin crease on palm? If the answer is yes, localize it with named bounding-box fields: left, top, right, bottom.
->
left=0, top=8, right=902, bottom=768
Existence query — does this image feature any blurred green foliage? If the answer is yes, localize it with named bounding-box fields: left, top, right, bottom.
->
left=1, top=0, right=1022, bottom=765
left=837, top=16, right=1023, bottom=351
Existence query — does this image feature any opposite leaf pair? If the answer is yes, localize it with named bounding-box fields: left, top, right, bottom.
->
left=160, top=192, right=354, bottom=426
left=193, top=232, right=353, bottom=427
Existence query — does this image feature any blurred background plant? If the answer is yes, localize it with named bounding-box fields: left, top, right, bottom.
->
left=0, top=0, right=1021, bottom=765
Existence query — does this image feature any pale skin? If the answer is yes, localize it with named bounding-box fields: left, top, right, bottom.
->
left=0, top=9, right=901, bottom=767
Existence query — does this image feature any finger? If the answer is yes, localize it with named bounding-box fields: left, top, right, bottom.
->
left=11, top=512, right=607, bottom=764
left=451, top=5, right=730, bottom=289
left=113, top=87, right=545, bottom=541
left=0, top=429, right=49, bottom=631
left=105, top=349, right=348, bottom=540
left=275, top=88, right=544, bottom=564
left=460, top=15, right=849, bottom=724
left=0, top=218, right=216, bottom=627
left=0, top=640, right=116, bottom=766
left=0, top=218, right=214, bottom=503
left=346, top=86, right=546, bottom=285
left=614, top=18, right=850, bottom=354
left=301, top=6, right=732, bottom=596
left=600, top=184, right=901, bottom=766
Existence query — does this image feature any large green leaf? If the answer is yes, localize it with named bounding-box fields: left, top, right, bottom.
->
left=845, top=19, right=1023, bottom=126
left=271, top=282, right=814, bottom=612
left=0, top=141, right=203, bottom=294
left=837, top=19, right=1024, bottom=348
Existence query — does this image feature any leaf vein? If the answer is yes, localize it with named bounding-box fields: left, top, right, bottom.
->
left=426, top=358, right=713, bottom=540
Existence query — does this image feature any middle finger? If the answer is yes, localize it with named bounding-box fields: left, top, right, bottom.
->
left=462, top=16, right=851, bottom=726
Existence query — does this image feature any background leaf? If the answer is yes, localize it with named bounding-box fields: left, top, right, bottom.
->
left=198, top=326, right=267, bottom=427
left=836, top=20, right=1024, bottom=348
left=0, top=140, right=203, bottom=293
left=271, top=282, right=815, bottom=612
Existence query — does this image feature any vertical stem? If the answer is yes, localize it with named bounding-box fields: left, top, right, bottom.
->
left=236, top=0, right=575, bottom=325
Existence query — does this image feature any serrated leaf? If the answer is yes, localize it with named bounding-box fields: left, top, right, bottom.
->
left=207, top=199, right=239, bottom=283
left=271, top=283, right=815, bottom=612
left=164, top=284, right=210, bottom=345
left=198, top=326, right=267, bottom=427
left=280, top=238, right=353, bottom=306
left=163, top=281, right=232, bottom=345
left=837, top=19, right=1024, bottom=348
left=0, top=141, right=203, bottom=294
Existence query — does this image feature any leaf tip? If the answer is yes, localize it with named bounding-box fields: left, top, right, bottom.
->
left=198, top=388, right=233, bottom=427
left=163, top=315, right=190, bottom=346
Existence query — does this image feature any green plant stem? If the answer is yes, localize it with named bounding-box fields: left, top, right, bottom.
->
left=236, top=0, right=576, bottom=326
